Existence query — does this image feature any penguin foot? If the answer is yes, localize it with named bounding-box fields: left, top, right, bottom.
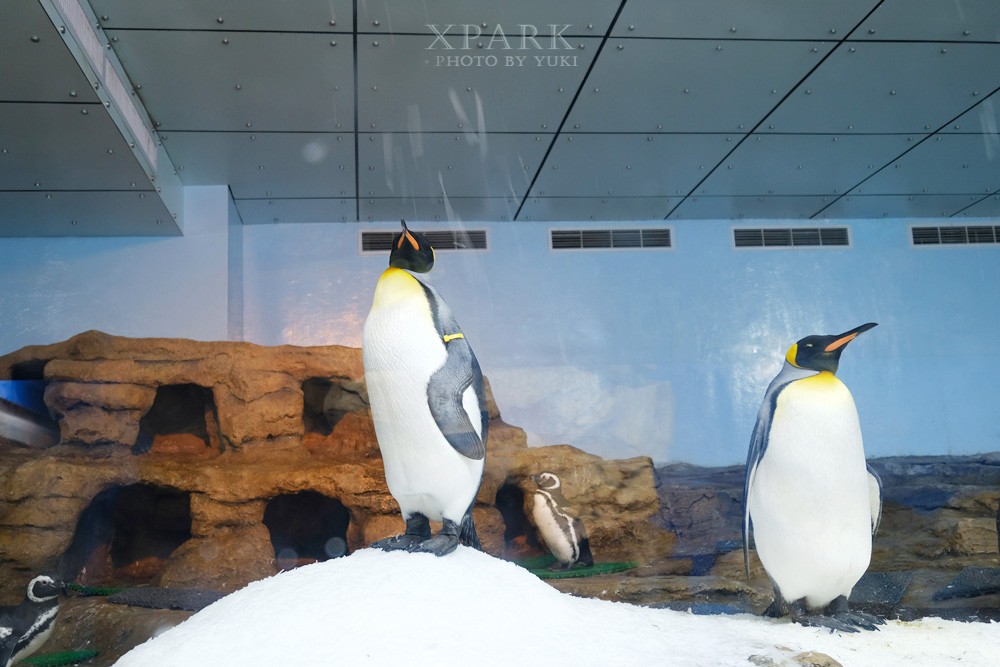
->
left=370, top=534, right=426, bottom=551
left=763, top=598, right=788, bottom=618
left=824, top=596, right=884, bottom=631
left=408, top=533, right=460, bottom=557
left=371, top=514, right=431, bottom=551
left=793, top=613, right=863, bottom=633
left=788, top=596, right=884, bottom=633
left=406, top=518, right=461, bottom=557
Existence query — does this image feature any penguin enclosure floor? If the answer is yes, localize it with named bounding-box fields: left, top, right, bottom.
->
left=91, top=548, right=998, bottom=667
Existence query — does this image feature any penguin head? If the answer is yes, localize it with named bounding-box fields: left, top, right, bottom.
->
left=531, top=472, right=561, bottom=490
left=785, top=322, right=878, bottom=374
left=27, top=574, right=64, bottom=602
left=388, top=220, right=435, bottom=273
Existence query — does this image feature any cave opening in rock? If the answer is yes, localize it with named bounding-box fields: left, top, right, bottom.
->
left=60, top=483, right=192, bottom=586
left=301, top=378, right=366, bottom=435
left=134, top=383, right=220, bottom=457
left=495, top=481, right=543, bottom=559
left=263, top=491, right=351, bottom=570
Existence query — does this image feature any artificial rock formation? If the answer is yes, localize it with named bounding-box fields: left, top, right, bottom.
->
left=0, top=331, right=672, bottom=599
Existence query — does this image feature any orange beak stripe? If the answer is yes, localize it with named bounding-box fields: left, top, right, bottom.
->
left=405, top=231, right=419, bottom=250
left=396, top=234, right=405, bottom=249
left=825, top=333, right=857, bottom=352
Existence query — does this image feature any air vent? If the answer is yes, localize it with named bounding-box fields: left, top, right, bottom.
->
left=361, top=229, right=487, bottom=252
left=550, top=228, right=672, bottom=250
left=911, top=225, right=999, bottom=245
left=734, top=227, right=849, bottom=248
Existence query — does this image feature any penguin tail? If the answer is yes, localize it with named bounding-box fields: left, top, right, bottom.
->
left=459, top=510, right=481, bottom=551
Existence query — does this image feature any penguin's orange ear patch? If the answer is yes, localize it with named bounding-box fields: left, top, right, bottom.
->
left=825, top=333, right=857, bottom=352
left=785, top=343, right=799, bottom=366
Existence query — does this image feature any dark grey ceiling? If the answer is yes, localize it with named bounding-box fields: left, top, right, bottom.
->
left=3, top=0, right=1000, bottom=236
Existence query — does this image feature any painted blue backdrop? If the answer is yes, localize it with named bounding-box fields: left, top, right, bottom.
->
left=1, top=187, right=997, bottom=466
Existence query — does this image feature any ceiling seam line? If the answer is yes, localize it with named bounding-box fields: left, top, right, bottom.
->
left=513, top=0, right=629, bottom=221
left=950, top=185, right=1000, bottom=217
left=663, top=0, right=888, bottom=220
left=352, top=0, right=360, bottom=222
left=810, top=81, right=1000, bottom=218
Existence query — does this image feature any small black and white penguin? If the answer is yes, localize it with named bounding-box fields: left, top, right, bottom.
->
left=362, top=220, right=488, bottom=557
left=529, top=472, right=594, bottom=570
left=0, top=574, right=64, bottom=667
left=743, top=322, right=884, bottom=632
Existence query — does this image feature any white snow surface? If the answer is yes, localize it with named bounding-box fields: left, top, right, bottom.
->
left=117, top=547, right=1000, bottom=666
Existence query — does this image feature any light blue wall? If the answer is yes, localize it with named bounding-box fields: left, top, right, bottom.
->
left=2, top=200, right=997, bottom=466
left=0, top=186, right=233, bottom=352
left=240, top=218, right=1000, bottom=467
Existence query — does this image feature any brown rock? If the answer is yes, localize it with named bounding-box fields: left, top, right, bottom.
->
left=158, top=526, right=277, bottom=593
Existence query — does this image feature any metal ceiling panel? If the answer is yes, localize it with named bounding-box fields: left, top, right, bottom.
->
left=855, top=135, right=1000, bottom=196
left=1, top=0, right=99, bottom=103
left=531, top=134, right=737, bottom=198
left=359, top=1, right=618, bottom=36
left=702, top=133, right=919, bottom=196
left=162, top=132, right=355, bottom=198
left=358, top=132, right=549, bottom=199
left=0, top=191, right=179, bottom=237
left=613, top=0, right=877, bottom=39
left=358, top=35, right=599, bottom=133
left=91, top=0, right=351, bottom=32
left=956, top=193, right=1000, bottom=218
left=669, top=195, right=829, bottom=220
left=819, top=194, right=979, bottom=219
left=234, top=198, right=355, bottom=224
left=105, top=31, right=354, bottom=131
left=941, top=90, right=1000, bottom=134
left=566, top=39, right=832, bottom=133
left=518, top=196, right=674, bottom=221
left=854, top=0, right=1000, bottom=42
left=360, top=197, right=519, bottom=223
left=764, top=42, right=1000, bottom=133
left=0, top=103, right=155, bottom=191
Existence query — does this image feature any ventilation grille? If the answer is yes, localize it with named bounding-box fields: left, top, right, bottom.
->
left=550, top=228, right=672, bottom=250
left=912, top=225, right=999, bottom=245
left=734, top=227, right=849, bottom=248
left=361, top=229, right=487, bottom=252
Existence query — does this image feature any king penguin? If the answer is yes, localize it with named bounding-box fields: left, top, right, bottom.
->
left=743, top=322, right=884, bottom=632
left=0, top=574, right=64, bottom=667
left=362, top=220, right=488, bottom=557
left=529, top=472, right=594, bottom=570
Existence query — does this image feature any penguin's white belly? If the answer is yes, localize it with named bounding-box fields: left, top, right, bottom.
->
left=11, top=608, right=56, bottom=666
left=532, top=495, right=577, bottom=564
left=750, top=376, right=871, bottom=608
left=363, top=290, right=483, bottom=523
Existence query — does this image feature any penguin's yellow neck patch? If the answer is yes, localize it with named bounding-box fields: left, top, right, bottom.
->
left=801, top=370, right=840, bottom=387
left=372, top=267, right=423, bottom=308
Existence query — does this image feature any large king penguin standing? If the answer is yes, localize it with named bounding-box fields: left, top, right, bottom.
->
left=743, top=322, right=884, bottom=632
left=363, top=221, right=488, bottom=556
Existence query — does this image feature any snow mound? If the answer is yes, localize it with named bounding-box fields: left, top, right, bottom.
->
left=118, top=547, right=1000, bottom=666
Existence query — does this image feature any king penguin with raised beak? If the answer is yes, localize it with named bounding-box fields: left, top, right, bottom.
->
left=743, top=322, right=884, bottom=632
left=362, top=220, right=488, bottom=556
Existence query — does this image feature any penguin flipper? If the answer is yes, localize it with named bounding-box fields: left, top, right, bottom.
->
left=867, top=464, right=883, bottom=537
left=742, top=413, right=770, bottom=579
left=426, top=335, right=487, bottom=461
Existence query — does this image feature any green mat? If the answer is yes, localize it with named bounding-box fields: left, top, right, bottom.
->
left=20, top=649, right=98, bottom=666
left=514, top=554, right=638, bottom=579
left=66, top=582, right=128, bottom=597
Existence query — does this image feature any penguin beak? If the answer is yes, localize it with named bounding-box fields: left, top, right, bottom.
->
left=825, top=322, right=878, bottom=352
